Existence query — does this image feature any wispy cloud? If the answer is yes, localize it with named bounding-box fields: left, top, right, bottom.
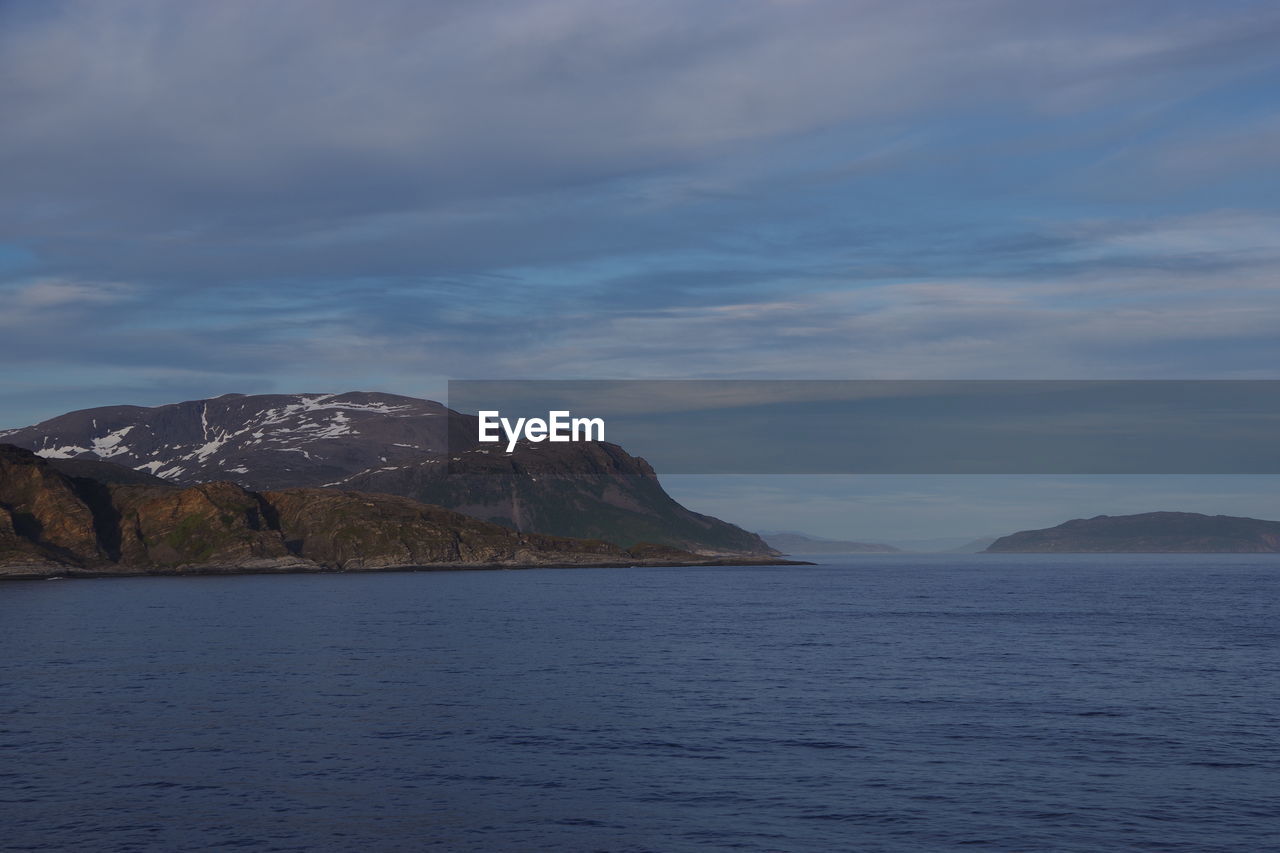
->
left=1, top=0, right=1278, bottom=425
left=6, top=278, right=135, bottom=311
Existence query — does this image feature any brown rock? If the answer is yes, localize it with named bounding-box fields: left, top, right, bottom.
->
left=1, top=443, right=804, bottom=579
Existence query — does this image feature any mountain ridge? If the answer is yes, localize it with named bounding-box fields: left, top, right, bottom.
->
left=2, top=392, right=774, bottom=556
left=986, top=511, right=1280, bottom=553
left=0, top=444, right=798, bottom=579
left=759, top=531, right=901, bottom=554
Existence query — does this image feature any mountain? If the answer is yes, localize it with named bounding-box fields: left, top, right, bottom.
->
left=0, top=392, right=453, bottom=489
left=883, top=536, right=998, bottom=553
left=986, top=512, right=1280, bottom=553
left=0, top=444, right=794, bottom=579
left=758, top=531, right=995, bottom=553
left=760, top=531, right=900, bottom=554
left=338, top=440, right=771, bottom=555
left=1, top=393, right=774, bottom=556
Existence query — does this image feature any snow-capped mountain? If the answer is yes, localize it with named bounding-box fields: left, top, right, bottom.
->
left=1, top=392, right=449, bottom=490
left=3, top=391, right=776, bottom=555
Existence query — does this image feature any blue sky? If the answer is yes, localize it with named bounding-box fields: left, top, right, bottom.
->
left=2, top=0, right=1278, bottom=537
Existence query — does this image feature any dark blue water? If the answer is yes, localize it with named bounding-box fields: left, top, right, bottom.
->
left=3, top=555, right=1278, bottom=851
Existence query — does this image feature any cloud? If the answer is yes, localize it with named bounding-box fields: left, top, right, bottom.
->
left=2, top=0, right=1279, bottom=425
left=4, top=1, right=1276, bottom=246
left=6, top=278, right=135, bottom=310
left=4, top=209, right=1277, bottom=421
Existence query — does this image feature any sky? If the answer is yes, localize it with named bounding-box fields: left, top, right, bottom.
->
left=2, top=0, right=1278, bottom=538
left=661, top=474, right=1280, bottom=543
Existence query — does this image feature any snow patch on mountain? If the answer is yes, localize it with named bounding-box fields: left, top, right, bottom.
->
left=90, top=426, right=135, bottom=458
left=188, top=438, right=227, bottom=462
left=38, top=444, right=93, bottom=459
left=6, top=392, right=449, bottom=489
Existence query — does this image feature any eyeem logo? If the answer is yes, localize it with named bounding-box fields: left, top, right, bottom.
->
left=478, top=410, right=605, bottom=453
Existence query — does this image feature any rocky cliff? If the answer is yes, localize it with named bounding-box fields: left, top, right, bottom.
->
left=0, top=444, right=789, bottom=578
left=336, top=439, right=771, bottom=555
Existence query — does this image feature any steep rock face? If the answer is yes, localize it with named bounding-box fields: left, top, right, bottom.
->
left=110, top=481, right=299, bottom=569
left=987, top=512, right=1280, bottom=553
left=0, top=446, right=307, bottom=571
left=338, top=440, right=773, bottom=555
left=0, top=444, right=106, bottom=565
left=4, top=393, right=774, bottom=555
left=263, top=489, right=623, bottom=570
left=1, top=445, right=785, bottom=577
left=0, top=502, right=66, bottom=570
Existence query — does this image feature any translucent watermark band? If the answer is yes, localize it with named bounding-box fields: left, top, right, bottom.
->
left=447, top=380, right=1280, bottom=474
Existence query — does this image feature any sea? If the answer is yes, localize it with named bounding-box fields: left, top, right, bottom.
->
left=2, top=554, right=1277, bottom=852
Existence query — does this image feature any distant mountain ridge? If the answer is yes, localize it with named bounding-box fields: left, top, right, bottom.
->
left=760, top=531, right=900, bottom=554
left=884, top=536, right=997, bottom=553
left=987, top=512, right=1280, bottom=553
left=2, top=392, right=774, bottom=556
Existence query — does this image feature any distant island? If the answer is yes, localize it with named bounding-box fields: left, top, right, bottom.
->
left=761, top=531, right=901, bottom=554
left=0, top=445, right=802, bottom=580
left=884, top=536, right=997, bottom=553
left=986, top=512, right=1280, bottom=553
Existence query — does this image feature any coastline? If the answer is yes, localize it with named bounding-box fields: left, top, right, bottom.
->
left=0, top=555, right=812, bottom=582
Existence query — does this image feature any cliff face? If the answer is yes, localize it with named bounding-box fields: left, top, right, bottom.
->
left=0, top=444, right=107, bottom=565
left=338, top=440, right=773, bottom=555
left=987, top=511, right=1280, bottom=553
left=2, top=392, right=775, bottom=555
left=108, top=481, right=300, bottom=569
left=0, top=444, right=299, bottom=573
left=0, top=444, right=773, bottom=578
left=261, top=488, right=624, bottom=569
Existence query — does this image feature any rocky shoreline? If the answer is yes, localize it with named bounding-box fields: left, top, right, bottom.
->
left=1, top=555, right=809, bottom=581
left=1, top=444, right=807, bottom=580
